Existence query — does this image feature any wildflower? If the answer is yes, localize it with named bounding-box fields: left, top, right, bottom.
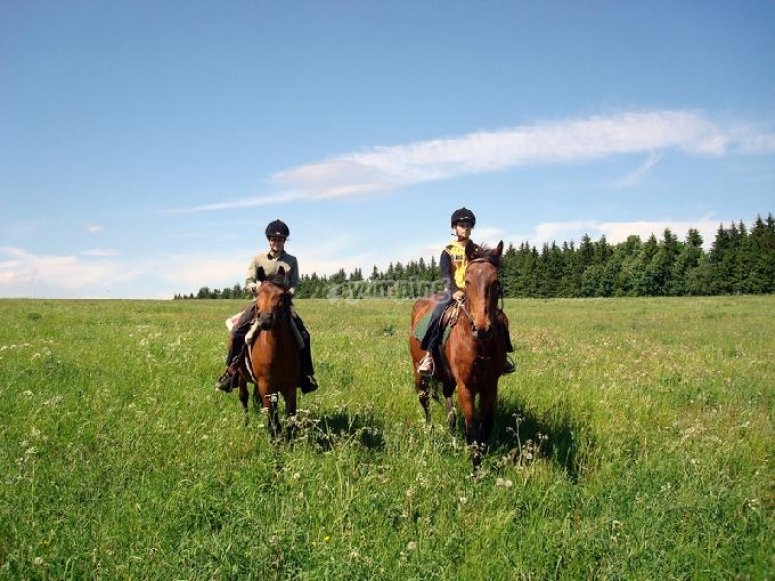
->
left=406, top=541, right=417, bottom=551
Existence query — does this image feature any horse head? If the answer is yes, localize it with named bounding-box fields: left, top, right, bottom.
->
left=256, top=266, right=292, bottom=330
left=463, top=240, right=503, bottom=340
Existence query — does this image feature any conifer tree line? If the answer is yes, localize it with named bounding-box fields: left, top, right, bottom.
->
left=176, top=214, right=775, bottom=300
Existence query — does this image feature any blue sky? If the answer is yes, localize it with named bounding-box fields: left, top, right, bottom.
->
left=1, top=1, right=773, bottom=298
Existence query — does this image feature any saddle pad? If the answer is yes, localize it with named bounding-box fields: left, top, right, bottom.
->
left=413, top=311, right=434, bottom=341
left=225, top=310, right=245, bottom=331
left=412, top=309, right=453, bottom=346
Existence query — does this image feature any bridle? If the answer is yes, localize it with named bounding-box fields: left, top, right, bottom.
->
left=457, top=258, right=502, bottom=341
left=257, top=281, right=292, bottom=330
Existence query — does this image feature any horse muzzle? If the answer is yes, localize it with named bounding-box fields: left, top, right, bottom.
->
left=258, top=314, right=275, bottom=330
left=472, top=323, right=494, bottom=340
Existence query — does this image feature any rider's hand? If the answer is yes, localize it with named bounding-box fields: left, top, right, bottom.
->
left=452, top=290, right=465, bottom=301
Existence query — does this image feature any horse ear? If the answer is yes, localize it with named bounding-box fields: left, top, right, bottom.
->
left=257, top=266, right=266, bottom=282
left=495, top=240, right=504, bottom=257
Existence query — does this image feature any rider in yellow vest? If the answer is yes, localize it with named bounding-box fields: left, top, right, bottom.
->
left=418, top=207, right=516, bottom=376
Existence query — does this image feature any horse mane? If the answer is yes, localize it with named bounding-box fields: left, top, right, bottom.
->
left=466, top=241, right=502, bottom=269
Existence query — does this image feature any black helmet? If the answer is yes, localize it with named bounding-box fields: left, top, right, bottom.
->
left=450, top=207, right=476, bottom=228
left=265, top=219, right=290, bottom=238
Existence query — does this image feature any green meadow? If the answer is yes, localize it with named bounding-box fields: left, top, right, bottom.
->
left=0, top=296, right=772, bottom=579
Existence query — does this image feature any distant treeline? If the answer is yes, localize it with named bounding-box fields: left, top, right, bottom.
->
left=175, top=214, right=775, bottom=300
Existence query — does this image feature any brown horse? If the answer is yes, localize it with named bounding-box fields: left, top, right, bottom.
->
left=409, top=241, right=507, bottom=467
left=235, top=266, right=301, bottom=439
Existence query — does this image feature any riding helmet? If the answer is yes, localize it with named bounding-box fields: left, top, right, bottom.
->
left=450, top=207, right=476, bottom=228
left=265, top=219, right=290, bottom=239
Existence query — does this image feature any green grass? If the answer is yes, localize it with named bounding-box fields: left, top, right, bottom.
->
left=0, top=296, right=772, bottom=579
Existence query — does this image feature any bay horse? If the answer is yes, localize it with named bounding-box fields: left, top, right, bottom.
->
left=409, top=241, right=507, bottom=467
left=235, top=266, right=301, bottom=439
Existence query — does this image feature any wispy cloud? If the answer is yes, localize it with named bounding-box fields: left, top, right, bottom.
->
left=163, top=191, right=306, bottom=214
left=168, top=109, right=773, bottom=213
left=609, top=152, right=663, bottom=189
left=82, top=249, right=119, bottom=257
left=273, top=110, right=770, bottom=198
left=84, top=224, right=104, bottom=234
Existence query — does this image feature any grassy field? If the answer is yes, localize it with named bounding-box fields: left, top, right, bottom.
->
left=0, top=296, right=772, bottom=579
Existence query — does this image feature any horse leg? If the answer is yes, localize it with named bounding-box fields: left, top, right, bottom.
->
left=284, top=387, right=298, bottom=441
left=444, top=395, right=457, bottom=435
left=479, top=388, right=498, bottom=445
left=457, top=386, right=482, bottom=467
left=256, top=378, right=280, bottom=440
left=237, top=375, right=250, bottom=426
left=418, top=376, right=432, bottom=426
left=266, top=392, right=281, bottom=440
left=252, top=382, right=262, bottom=414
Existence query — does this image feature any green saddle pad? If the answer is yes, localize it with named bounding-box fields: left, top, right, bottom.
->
left=413, top=309, right=452, bottom=346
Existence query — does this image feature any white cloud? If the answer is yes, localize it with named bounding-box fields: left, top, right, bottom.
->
left=0, top=247, right=246, bottom=299
left=84, top=225, right=104, bottom=234
left=163, top=109, right=774, bottom=214
left=161, top=254, right=247, bottom=287
left=272, top=110, right=764, bottom=199
left=0, top=247, right=128, bottom=296
left=512, top=218, right=724, bottom=250
left=0, top=214, right=736, bottom=298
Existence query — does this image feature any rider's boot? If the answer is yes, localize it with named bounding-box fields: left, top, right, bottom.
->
left=215, top=354, right=241, bottom=392
left=418, top=352, right=434, bottom=376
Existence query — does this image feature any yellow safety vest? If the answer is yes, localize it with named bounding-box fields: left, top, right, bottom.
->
left=445, top=240, right=468, bottom=290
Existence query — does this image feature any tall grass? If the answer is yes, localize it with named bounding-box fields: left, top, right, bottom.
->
left=0, top=296, right=772, bottom=579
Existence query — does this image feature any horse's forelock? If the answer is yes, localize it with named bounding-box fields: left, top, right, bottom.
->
left=470, top=244, right=501, bottom=269
left=263, top=273, right=288, bottom=289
